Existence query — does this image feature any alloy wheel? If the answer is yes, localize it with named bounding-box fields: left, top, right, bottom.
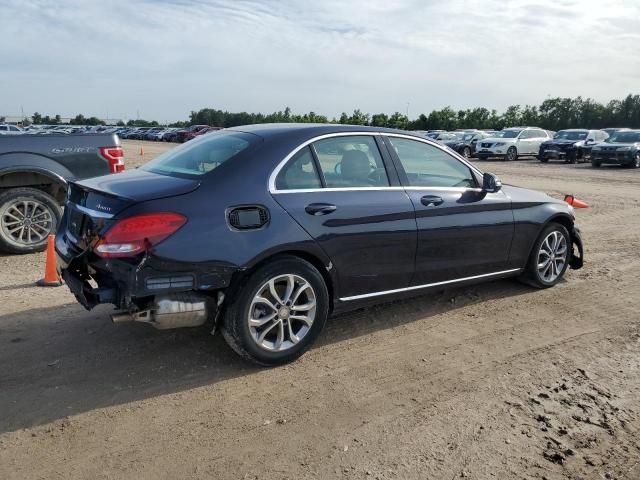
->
left=537, top=231, right=568, bottom=283
left=248, top=274, right=317, bottom=351
left=0, top=199, right=54, bottom=246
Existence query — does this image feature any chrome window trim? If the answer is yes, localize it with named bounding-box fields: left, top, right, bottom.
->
left=339, top=268, right=521, bottom=302
left=268, top=131, right=484, bottom=194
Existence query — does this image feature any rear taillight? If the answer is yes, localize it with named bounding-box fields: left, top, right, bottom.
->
left=94, top=212, right=187, bottom=258
left=99, top=146, right=125, bottom=173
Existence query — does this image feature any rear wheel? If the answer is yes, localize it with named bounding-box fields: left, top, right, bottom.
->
left=0, top=188, right=61, bottom=254
left=520, top=223, right=570, bottom=289
left=221, top=256, right=329, bottom=365
left=506, top=146, right=518, bottom=161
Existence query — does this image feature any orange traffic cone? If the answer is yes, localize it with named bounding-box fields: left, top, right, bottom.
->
left=36, top=234, right=63, bottom=287
left=564, top=194, right=589, bottom=209
left=139, top=147, right=144, bottom=156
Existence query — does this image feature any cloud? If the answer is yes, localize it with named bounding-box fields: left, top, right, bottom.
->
left=0, top=0, right=637, bottom=122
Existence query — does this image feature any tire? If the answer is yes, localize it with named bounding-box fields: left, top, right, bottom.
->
left=568, top=150, right=577, bottom=164
left=591, top=161, right=601, bottom=168
left=221, top=256, right=330, bottom=366
left=539, top=156, right=548, bottom=163
left=631, top=152, right=640, bottom=168
left=461, top=146, right=471, bottom=158
left=519, top=223, right=571, bottom=289
left=477, top=155, right=488, bottom=161
left=506, top=146, right=518, bottom=161
left=0, top=187, right=62, bottom=254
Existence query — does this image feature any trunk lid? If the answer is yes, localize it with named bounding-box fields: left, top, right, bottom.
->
left=62, top=170, right=200, bottom=251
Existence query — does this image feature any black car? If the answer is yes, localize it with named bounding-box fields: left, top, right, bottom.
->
left=56, top=124, right=584, bottom=365
left=444, top=131, right=491, bottom=158
left=538, top=129, right=609, bottom=164
left=590, top=130, right=640, bottom=168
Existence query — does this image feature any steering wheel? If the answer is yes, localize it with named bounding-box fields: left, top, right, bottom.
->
left=368, top=168, right=387, bottom=185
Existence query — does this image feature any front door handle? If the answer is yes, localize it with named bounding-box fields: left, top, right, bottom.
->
left=420, top=195, right=444, bottom=207
left=305, top=203, right=337, bottom=216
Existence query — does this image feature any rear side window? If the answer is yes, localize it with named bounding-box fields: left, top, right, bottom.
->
left=142, top=131, right=256, bottom=177
left=276, top=147, right=322, bottom=190
left=312, top=136, right=389, bottom=188
left=388, top=137, right=476, bottom=188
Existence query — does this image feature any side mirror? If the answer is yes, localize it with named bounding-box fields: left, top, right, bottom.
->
left=482, top=172, right=502, bottom=193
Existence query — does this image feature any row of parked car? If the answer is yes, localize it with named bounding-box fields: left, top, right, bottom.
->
left=415, top=127, right=640, bottom=168
left=0, top=123, right=221, bottom=143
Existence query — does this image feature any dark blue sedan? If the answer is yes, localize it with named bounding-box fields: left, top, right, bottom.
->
left=56, top=124, right=583, bottom=365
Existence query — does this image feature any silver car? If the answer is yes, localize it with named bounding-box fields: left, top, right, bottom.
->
left=476, top=127, right=551, bottom=161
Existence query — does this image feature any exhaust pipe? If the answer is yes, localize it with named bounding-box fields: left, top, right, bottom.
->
left=111, top=293, right=210, bottom=330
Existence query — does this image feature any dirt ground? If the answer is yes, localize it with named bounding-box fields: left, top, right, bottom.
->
left=1, top=139, right=639, bottom=480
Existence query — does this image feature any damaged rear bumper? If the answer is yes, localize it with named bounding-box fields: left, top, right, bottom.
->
left=55, top=233, right=238, bottom=311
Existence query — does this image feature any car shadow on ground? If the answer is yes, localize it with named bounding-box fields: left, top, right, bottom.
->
left=0, top=278, right=536, bottom=434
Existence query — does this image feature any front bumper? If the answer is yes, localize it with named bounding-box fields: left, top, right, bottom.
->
left=540, top=149, right=569, bottom=160
left=591, top=152, right=633, bottom=165
left=56, top=233, right=237, bottom=310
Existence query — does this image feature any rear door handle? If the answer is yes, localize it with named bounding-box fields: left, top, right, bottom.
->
left=305, top=203, right=337, bottom=216
left=420, top=195, right=444, bottom=207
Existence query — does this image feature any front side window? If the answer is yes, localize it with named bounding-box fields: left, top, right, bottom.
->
left=312, top=136, right=389, bottom=188
left=143, top=130, right=257, bottom=177
left=388, top=137, right=476, bottom=188
left=276, top=146, right=322, bottom=190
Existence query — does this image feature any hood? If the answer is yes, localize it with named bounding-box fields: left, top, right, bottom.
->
left=544, top=138, right=583, bottom=145
left=502, top=184, right=563, bottom=206
left=75, top=168, right=201, bottom=203
left=595, top=142, right=640, bottom=148
left=480, top=137, right=516, bottom=143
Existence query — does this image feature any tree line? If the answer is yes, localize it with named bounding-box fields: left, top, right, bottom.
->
left=20, top=94, right=640, bottom=131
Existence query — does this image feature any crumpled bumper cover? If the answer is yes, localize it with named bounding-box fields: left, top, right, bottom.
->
left=56, top=235, right=238, bottom=311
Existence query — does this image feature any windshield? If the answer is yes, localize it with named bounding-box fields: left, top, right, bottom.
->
left=495, top=130, right=521, bottom=138
left=142, top=130, right=258, bottom=177
left=607, top=131, right=640, bottom=143
left=462, top=133, right=476, bottom=141
left=554, top=130, right=588, bottom=140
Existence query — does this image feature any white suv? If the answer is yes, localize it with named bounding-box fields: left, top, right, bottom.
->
left=476, top=127, right=551, bottom=161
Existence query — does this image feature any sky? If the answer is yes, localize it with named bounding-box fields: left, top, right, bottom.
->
left=1, top=0, right=639, bottom=123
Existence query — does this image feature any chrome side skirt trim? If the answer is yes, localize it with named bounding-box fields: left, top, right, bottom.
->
left=338, top=268, right=522, bottom=302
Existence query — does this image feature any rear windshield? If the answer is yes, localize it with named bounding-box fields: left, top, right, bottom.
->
left=142, top=131, right=257, bottom=177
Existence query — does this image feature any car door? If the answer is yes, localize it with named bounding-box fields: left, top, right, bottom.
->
left=531, top=129, right=549, bottom=152
left=384, top=135, right=515, bottom=286
left=515, top=130, right=533, bottom=154
left=271, top=134, right=417, bottom=299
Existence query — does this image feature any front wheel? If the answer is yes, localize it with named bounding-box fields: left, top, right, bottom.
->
left=221, top=256, right=330, bottom=365
left=461, top=146, right=471, bottom=158
left=631, top=152, right=640, bottom=168
left=591, top=161, right=601, bottom=168
left=0, top=188, right=61, bottom=254
left=520, top=223, right=570, bottom=289
left=506, top=146, right=518, bottom=161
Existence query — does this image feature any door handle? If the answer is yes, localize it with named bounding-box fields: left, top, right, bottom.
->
left=305, top=203, right=337, bottom=216
left=420, top=195, right=444, bottom=207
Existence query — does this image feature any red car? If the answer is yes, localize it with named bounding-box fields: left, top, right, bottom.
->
left=184, top=126, right=222, bottom=141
